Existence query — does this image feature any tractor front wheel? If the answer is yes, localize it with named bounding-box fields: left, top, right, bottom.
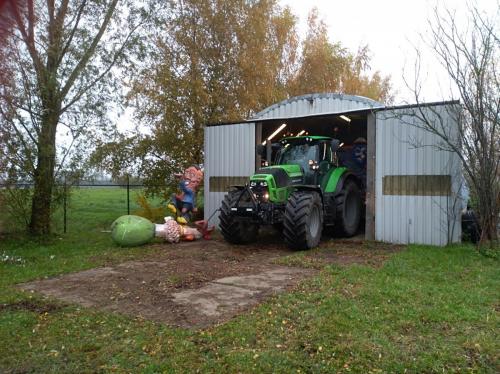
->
left=283, top=191, right=323, bottom=250
left=219, top=190, right=259, bottom=244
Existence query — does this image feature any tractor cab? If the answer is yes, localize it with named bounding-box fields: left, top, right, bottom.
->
left=273, top=136, right=339, bottom=185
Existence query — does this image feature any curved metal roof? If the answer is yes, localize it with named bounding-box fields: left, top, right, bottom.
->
left=251, top=93, right=384, bottom=121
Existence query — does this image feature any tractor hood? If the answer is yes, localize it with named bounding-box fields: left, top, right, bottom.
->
left=251, top=164, right=303, bottom=188
left=262, top=164, right=302, bottom=177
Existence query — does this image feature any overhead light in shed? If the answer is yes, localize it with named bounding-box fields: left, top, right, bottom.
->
left=296, top=130, right=306, bottom=136
left=339, top=115, right=351, bottom=123
left=262, top=123, right=287, bottom=145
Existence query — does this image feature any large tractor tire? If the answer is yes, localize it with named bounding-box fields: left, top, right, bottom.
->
left=462, top=209, right=481, bottom=244
left=283, top=191, right=323, bottom=250
left=334, top=179, right=362, bottom=237
left=219, top=190, right=259, bottom=244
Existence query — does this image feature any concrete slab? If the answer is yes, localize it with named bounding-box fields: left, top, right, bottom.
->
left=214, top=267, right=306, bottom=290
left=171, top=267, right=312, bottom=317
left=172, top=283, right=259, bottom=316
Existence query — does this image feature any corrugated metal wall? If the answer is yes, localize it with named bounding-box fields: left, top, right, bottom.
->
left=204, top=123, right=256, bottom=226
left=252, top=93, right=383, bottom=120
left=375, top=105, right=462, bottom=245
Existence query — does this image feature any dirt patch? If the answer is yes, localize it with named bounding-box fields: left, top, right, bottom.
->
left=274, top=239, right=404, bottom=269
left=19, top=233, right=403, bottom=328
left=0, top=300, right=64, bottom=314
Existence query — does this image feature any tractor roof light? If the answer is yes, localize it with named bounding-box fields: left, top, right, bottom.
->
left=262, top=123, right=287, bottom=145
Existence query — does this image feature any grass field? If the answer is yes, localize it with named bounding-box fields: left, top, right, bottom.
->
left=0, top=189, right=499, bottom=373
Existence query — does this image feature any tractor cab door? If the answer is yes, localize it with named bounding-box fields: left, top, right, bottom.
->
left=318, top=141, right=333, bottom=172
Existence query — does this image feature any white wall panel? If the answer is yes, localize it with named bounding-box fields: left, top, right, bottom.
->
left=204, top=123, right=256, bottom=227
left=375, top=105, right=462, bottom=246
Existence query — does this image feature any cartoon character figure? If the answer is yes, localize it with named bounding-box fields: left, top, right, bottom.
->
left=168, top=166, right=203, bottom=224
left=156, top=216, right=215, bottom=243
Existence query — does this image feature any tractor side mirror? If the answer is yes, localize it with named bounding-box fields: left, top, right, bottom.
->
left=318, top=160, right=330, bottom=174
left=256, top=144, right=266, bottom=158
left=330, top=139, right=341, bottom=153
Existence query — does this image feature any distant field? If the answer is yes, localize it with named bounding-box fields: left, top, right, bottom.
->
left=54, top=187, right=166, bottom=233
left=1, top=187, right=166, bottom=235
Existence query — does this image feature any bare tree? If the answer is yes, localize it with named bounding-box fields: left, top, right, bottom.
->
left=0, top=0, right=147, bottom=235
left=404, top=3, right=499, bottom=246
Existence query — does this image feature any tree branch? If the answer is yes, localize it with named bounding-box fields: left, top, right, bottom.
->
left=61, top=20, right=143, bottom=114
left=59, top=0, right=119, bottom=100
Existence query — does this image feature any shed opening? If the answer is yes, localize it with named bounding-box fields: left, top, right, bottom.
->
left=256, top=110, right=372, bottom=237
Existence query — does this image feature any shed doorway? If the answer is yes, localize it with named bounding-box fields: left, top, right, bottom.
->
left=255, top=110, right=375, bottom=239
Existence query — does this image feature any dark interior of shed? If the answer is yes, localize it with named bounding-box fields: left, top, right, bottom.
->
left=260, top=112, right=367, bottom=147
left=259, top=111, right=369, bottom=169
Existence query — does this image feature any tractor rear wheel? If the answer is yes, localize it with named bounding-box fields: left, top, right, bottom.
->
left=219, top=190, right=258, bottom=244
left=334, top=180, right=362, bottom=237
left=283, top=191, right=323, bottom=250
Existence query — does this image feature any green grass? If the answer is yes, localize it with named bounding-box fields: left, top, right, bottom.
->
left=0, top=188, right=165, bottom=302
left=0, top=189, right=499, bottom=373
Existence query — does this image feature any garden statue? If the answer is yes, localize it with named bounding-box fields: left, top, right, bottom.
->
left=168, top=166, right=204, bottom=224
left=111, top=215, right=214, bottom=247
left=156, top=216, right=214, bottom=243
left=111, top=215, right=156, bottom=247
left=111, top=166, right=211, bottom=247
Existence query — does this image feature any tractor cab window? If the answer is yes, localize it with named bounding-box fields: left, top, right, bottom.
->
left=276, top=143, right=319, bottom=171
left=319, top=142, right=332, bottom=163
left=276, top=142, right=321, bottom=184
left=317, top=142, right=334, bottom=174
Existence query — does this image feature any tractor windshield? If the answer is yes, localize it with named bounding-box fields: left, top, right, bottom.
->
left=276, top=143, right=319, bottom=171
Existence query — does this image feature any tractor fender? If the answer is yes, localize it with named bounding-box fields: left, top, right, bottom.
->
left=289, top=185, right=325, bottom=207
left=333, top=172, right=362, bottom=195
left=291, top=184, right=323, bottom=194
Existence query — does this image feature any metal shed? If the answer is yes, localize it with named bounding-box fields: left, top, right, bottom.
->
left=204, top=93, right=462, bottom=246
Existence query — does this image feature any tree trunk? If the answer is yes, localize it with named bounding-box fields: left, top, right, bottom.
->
left=29, top=114, right=58, bottom=236
left=480, top=205, right=499, bottom=244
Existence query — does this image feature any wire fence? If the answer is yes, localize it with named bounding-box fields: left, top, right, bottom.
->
left=0, top=176, right=170, bottom=234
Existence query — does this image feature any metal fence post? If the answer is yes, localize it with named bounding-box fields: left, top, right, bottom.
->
left=63, top=177, right=67, bottom=233
left=127, top=174, right=130, bottom=215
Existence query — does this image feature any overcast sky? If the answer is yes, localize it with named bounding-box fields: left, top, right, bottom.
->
left=116, top=0, right=498, bottom=131
left=280, top=0, right=498, bottom=104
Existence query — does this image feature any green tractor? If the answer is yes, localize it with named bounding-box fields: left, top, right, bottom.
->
left=219, top=136, right=364, bottom=250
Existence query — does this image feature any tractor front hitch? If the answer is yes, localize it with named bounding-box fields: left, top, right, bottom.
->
left=229, top=185, right=260, bottom=218
left=228, top=185, right=284, bottom=225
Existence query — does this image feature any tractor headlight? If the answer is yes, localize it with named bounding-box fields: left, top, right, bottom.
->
left=249, top=182, right=270, bottom=202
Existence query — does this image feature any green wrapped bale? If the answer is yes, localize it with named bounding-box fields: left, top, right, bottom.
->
left=111, top=215, right=155, bottom=247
